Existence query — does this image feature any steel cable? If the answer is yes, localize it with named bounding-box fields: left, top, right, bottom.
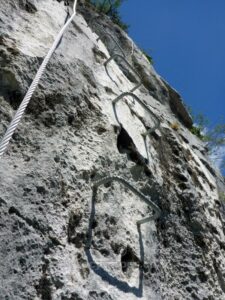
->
left=0, top=0, right=78, bottom=157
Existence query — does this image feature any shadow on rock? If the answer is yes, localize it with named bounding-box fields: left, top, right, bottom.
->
left=84, top=187, right=144, bottom=298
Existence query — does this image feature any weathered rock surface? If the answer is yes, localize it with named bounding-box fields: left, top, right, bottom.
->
left=0, top=1, right=225, bottom=299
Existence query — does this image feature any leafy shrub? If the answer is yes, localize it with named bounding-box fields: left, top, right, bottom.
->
left=190, top=126, right=205, bottom=140
left=88, top=0, right=129, bottom=31
left=90, top=0, right=111, bottom=13
left=186, top=106, right=225, bottom=173
left=142, top=49, right=154, bottom=65
left=219, top=192, right=225, bottom=202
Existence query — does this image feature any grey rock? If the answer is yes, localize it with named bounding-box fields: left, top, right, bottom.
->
left=0, top=1, right=224, bottom=300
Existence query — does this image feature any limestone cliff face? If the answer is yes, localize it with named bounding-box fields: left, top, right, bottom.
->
left=0, top=1, right=225, bottom=299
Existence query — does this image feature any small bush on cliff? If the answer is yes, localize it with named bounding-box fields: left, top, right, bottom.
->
left=88, top=0, right=129, bottom=31
left=187, top=107, right=225, bottom=173
left=142, top=49, right=154, bottom=65
left=219, top=192, right=225, bottom=202
left=190, top=125, right=205, bottom=140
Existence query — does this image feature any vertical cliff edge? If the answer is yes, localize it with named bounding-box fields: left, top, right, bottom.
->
left=0, top=1, right=225, bottom=299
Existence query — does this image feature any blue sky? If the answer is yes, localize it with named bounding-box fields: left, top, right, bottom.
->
left=120, top=0, right=225, bottom=127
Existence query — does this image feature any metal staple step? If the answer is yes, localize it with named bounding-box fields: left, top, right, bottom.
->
left=113, top=92, right=161, bottom=136
left=93, top=175, right=161, bottom=226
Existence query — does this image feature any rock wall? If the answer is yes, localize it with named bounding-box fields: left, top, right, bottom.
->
left=0, top=1, right=225, bottom=299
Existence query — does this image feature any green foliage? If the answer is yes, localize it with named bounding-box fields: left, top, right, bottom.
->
left=187, top=107, right=225, bottom=173
left=142, top=49, right=154, bottom=65
left=190, top=126, right=205, bottom=140
left=219, top=192, right=225, bottom=202
left=205, top=123, right=225, bottom=172
left=88, top=0, right=129, bottom=31
left=91, top=0, right=111, bottom=13
left=189, top=112, right=209, bottom=141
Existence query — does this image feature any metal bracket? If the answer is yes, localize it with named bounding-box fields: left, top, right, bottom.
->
left=113, top=92, right=160, bottom=136
left=104, top=54, right=142, bottom=93
left=93, top=176, right=161, bottom=225
left=89, top=16, right=126, bottom=58
left=89, top=17, right=138, bottom=93
left=97, top=32, right=126, bottom=58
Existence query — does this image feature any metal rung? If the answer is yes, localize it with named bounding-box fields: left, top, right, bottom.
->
left=89, top=16, right=126, bottom=58
left=113, top=92, right=160, bottom=136
left=104, top=54, right=142, bottom=93
left=89, top=16, right=129, bottom=57
left=93, top=175, right=161, bottom=225
left=97, top=32, right=126, bottom=57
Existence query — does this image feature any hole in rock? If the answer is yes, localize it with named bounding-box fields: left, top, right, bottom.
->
left=24, top=1, right=37, bottom=13
left=121, top=245, right=139, bottom=274
left=117, top=126, right=148, bottom=165
left=0, top=69, right=23, bottom=109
